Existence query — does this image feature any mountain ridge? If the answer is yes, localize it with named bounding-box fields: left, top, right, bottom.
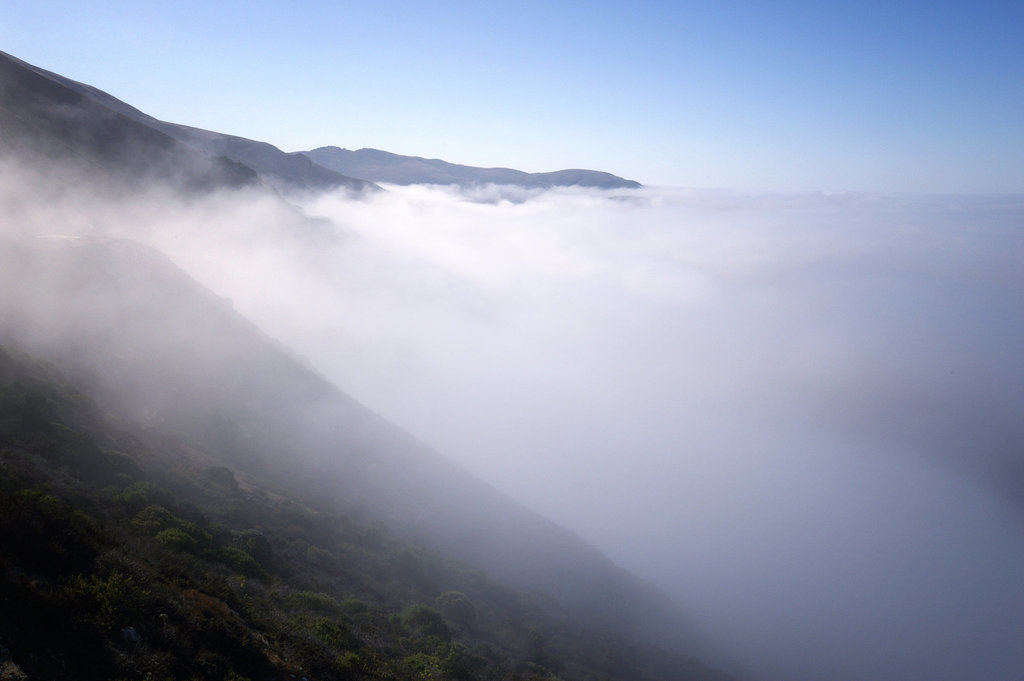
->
left=0, top=49, right=257, bottom=193
left=0, top=49, right=376, bottom=194
left=301, top=146, right=643, bottom=189
left=1, top=49, right=640, bottom=193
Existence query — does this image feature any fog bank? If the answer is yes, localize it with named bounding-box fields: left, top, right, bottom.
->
left=173, top=185, right=1024, bottom=680
left=7, top=172, right=1023, bottom=680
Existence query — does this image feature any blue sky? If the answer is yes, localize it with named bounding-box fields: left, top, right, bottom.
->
left=2, top=0, right=1022, bottom=191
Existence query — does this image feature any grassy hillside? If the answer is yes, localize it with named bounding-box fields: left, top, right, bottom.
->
left=0, top=344, right=732, bottom=681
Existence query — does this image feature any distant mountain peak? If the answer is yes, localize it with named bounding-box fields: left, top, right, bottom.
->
left=300, top=146, right=643, bottom=189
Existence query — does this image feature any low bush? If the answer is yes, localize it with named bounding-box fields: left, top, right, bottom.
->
left=62, top=571, right=147, bottom=631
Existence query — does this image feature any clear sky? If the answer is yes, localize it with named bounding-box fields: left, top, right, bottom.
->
left=2, top=0, right=1022, bottom=192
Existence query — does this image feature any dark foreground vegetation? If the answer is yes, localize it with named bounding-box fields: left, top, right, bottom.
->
left=0, top=344, right=730, bottom=681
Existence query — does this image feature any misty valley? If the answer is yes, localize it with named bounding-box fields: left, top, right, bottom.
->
left=2, top=49, right=1024, bottom=681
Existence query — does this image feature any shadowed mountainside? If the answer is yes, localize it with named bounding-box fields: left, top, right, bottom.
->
left=0, top=50, right=375, bottom=194
left=0, top=50, right=256, bottom=193
left=1, top=49, right=639, bottom=194
left=0, top=333, right=733, bottom=681
left=0, top=232, right=731, bottom=678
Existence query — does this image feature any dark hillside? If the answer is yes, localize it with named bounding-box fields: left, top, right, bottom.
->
left=0, top=234, right=718, bottom=662
left=0, top=50, right=375, bottom=194
left=0, top=51, right=255, bottom=193
left=0, top=341, right=731, bottom=681
left=0, top=48, right=734, bottom=680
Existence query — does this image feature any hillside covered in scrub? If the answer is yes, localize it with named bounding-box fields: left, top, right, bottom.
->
left=0, top=47, right=736, bottom=681
left=0, top=343, right=729, bottom=681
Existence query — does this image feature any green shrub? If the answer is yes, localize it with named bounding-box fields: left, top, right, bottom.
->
left=308, top=616, right=356, bottom=651
left=131, top=505, right=180, bottom=533
left=132, top=505, right=211, bottom=550
left=400, top=604, right=451, bottom=642
left=156, top=527, right=199, bottom=552
left=287, top=590, right=340, bottom=614
left=399, top=651, right=450, bottom=679
left=113, top=488, right=149, bottom=514
left=439, top=642, right=482, bottom=681
left=62, top=571, right=147, bottom=631
left=234, top=529, right=272, bottom=568
left=306, top=545, right=334, bottom=567
left=212, top=546, right=268, bottom=579
left=335, top=650, right=363, bottom=672
left=343, top=598, right=369, bottom=614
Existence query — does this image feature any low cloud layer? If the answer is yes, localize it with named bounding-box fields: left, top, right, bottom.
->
left=6, top=171, right=1024, bottom=680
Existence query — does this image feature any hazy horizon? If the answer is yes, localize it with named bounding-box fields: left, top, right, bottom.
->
left=2, top=1, right=1022, bottom=193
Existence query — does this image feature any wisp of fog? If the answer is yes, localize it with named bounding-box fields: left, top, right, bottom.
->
left=9, top=171, right=1024, bottom=681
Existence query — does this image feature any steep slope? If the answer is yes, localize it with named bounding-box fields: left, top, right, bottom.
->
left=0, top=50, right=376, bottom=194
left=0, top=342, right=732, bottom=681
left=301, top=147, right=643, bottom=189
left=0, top=47, right=728, bottom=675
left=142, top=123, right=378, bottom=195
left=0, top=232, right=721, bottom=669
left=0, top=50, right=255, bottom=193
